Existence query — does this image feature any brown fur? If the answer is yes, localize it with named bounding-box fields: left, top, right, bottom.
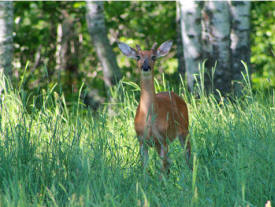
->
left=118, top=41, right=191, bottom=172
left=134, top=49, right=191, bottom=173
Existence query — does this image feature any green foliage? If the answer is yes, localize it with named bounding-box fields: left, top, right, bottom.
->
left=251, top=2, right=275, bottom=89
left=13, top=2, right=93, bottom=98
left=13, top=2, right=178, bottom=102
left=0, top=73, right=274, bottom=206
left=105, top=1, right=177, bottom=83
left=11, top=2, right=275, bottom=103
left=105, top=2, right=176, bottom=45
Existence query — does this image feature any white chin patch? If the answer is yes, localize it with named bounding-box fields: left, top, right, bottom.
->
left=141, top=71, right=152, bottom=79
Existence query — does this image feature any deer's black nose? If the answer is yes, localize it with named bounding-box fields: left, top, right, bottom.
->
left=142, top=59, right=151, bottom=71
left=142, top=65, right=151, bottom=71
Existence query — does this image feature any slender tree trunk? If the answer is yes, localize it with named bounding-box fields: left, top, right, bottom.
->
left=55, top=10, right=74, bottom=85
left=176, top=1, right=185, bottom=79
left=0, top=2, right=13, bottom=77
left=202, top=1, right=231, bottom=95
left=229, top=1, right=251, bottom=95
left=55, top=9, right=80, bottom=93
left=179, top=0, right=202, bottom=91
left=86, top=1, right=121, bottom=88
left=0, top=2, right=13, bottom=103
left=202, top=2, right=214, bottom=92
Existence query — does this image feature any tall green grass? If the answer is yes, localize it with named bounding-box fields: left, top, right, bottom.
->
left=0, top=67, right=274, bottom=207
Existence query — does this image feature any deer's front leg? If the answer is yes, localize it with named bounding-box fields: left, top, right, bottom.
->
left=139, top=140, right=149, bottom=169
left=157, top=143, right=170, bottom=174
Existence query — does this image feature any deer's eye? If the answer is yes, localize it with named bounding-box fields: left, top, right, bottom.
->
left=136, top=55, right=141, bottom=61
left=151, top=56, right=156, bottom=61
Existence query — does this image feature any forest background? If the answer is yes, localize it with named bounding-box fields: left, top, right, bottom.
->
left=0, top=1, right=274, bottom=207
left=1, top=1, right=274, bottom=107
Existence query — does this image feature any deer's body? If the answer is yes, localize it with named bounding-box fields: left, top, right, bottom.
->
left=118, top=40, right=191, bottom=173
left=135, top=90, right=189, bottom=147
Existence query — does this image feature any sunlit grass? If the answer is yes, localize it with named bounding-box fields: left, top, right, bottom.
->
left=0, top=68, right=274, bottom=206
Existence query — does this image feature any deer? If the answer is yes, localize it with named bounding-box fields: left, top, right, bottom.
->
left=118, top=40, right=191, bottom=173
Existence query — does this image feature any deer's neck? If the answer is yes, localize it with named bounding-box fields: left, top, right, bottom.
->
left=139, top=74, right=156, bottom=115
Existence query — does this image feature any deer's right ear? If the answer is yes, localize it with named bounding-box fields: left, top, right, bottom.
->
left=156, top=40, right=173, bottom=58
left=118, top=42, right=138, bottom=59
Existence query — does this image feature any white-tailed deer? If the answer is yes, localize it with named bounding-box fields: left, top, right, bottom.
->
left=118, top=40, right=190, bottom=173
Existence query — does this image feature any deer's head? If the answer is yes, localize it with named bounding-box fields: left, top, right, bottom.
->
left=118, top=40, right=173, bottom=76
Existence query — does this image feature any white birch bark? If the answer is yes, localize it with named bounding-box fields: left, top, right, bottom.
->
left=201, top=2, right=213, bottom=92
left=0, top=2, right=13, bottom=77
left=176, top=1, right=185, bottom=79
left=179, top=0, right=202, bottom=91
left=202, top=1, right=231, bottom=94
left=229, top=1, right=251, bottom=94
left=0, top=2, right=13, bottom=103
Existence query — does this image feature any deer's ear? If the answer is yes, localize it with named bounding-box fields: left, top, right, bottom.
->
left=156, top=40, right=173, bottom=58
left=118, top=42, right=138, bottom=59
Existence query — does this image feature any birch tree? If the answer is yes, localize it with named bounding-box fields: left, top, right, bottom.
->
left=0, top=2, right=13, bottom=78
left=176, top=1, right=185, bottom=79
left=202, top=1, right=231, bottom=94
left=229, top=1, right=251, bottom=94
left=0, top=2, right=13, bottom=102
left=179, top=0, right=202, bottom=91
left=86, top=1, right=121, bottom=88
left=180, top=1, right=251, bottom=95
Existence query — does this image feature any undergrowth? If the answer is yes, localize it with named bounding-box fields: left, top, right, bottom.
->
left=0, top=65, right=274, bottom=207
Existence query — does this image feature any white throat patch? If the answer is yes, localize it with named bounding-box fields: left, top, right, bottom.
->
left=141, top=71, right=152, bottom=79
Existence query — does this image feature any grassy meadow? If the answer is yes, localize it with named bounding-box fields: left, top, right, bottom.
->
left=0, top=71, right=274, bottom=207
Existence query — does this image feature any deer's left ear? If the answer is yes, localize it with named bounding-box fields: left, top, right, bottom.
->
left=156, top=40, right=173, bottom=58
left=118, top=42, right=138, bottom=59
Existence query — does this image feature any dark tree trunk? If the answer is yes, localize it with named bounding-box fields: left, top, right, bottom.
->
left=55, top=10, right=74, bottom=85
left=86, top=1, right=121, bottom=88
left=229, top=1, right=251, bottom=95
left=55, top=10, right=80, bottom=92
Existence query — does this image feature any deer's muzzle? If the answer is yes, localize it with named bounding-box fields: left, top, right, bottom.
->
left=141, top=58, right=151, bottom=71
